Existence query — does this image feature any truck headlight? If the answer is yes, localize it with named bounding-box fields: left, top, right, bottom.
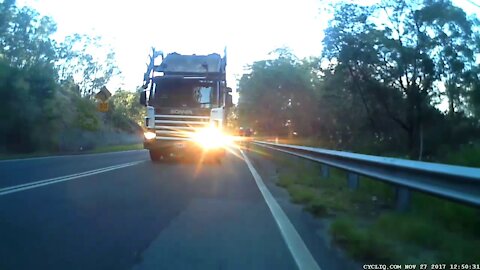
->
left=144, top=131, right=156, bottom=140
left=193, top=127, right=230, bottom=149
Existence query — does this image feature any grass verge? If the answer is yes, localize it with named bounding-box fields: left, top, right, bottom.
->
left=0, top=151, right=51, bottom=161
left=0, top=143, right=144, bottom=160
left=265, top=149, right=480, bottom=264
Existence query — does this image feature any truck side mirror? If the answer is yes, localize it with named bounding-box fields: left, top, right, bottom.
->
left=225, top=93, right=233, bottom=108
left=140, top=91, right=147, bottom=106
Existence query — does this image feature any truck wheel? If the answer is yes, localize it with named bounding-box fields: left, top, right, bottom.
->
left=149, top=150, right=162, bottom=162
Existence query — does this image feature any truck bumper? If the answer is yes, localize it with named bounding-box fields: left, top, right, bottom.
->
left=144, top=139, right=225, bottom=157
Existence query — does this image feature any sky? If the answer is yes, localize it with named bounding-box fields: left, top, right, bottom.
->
left=16, top=0, right=327, bottom=99
left=16, top=0, right=480, bottom=100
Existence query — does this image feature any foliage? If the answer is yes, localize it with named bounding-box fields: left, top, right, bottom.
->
left=0, top=1, right=139, bottom=154
left=238, top=48, right=318, bottom=137
left=238, top=0, right=480, bottom=159
left=57, top=34, right=119, bottom=97
left=106, top=89, right=145, bottom=132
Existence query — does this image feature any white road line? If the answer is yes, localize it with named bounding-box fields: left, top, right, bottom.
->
left=0, top=161, right=144, bottom=196
left=241, top=150, right=321, bottom=270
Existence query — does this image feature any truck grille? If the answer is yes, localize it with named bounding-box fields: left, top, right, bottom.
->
left=154, top=114, right=210, bottom=140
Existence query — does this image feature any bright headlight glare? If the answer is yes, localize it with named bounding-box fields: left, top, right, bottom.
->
left=144, top=131, right=156, bottom=140
left=193, top=127, right=230, bottom=149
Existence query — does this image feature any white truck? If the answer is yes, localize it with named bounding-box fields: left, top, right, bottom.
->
left=140, top=49, right=233, bottom=162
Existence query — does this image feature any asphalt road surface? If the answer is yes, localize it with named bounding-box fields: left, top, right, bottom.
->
left=0, top=149, right=357, bottom=270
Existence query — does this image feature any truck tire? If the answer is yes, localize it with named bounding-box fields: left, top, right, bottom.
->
left=149, top=150, right=162, bottom=162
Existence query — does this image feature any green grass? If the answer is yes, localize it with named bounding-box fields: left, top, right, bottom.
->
left=277, top=172, right=296, bottom=188
left=330, top=217, right=397, bottom=263
left=0, top=151, right=51, bottom=160
left=264, top=147, right=480, bottom=264
left=0, top=143, right=143, bottom=160
left=276, top=158, right=393, bottom=215
left=327, top=195, right=480, bottom=263
left=411, top=193, right=480, bottom=235
left=287, top=185, right=317, bottom=204
left=443, top=143, right=480, bottom=167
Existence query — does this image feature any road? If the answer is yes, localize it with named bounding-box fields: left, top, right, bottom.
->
left=0, top=149, right=356, bottom=270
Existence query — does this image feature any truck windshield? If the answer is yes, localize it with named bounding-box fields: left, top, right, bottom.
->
left=151, top=79, right=216, bottom=108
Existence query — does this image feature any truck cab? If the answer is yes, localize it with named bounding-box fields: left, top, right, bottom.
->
left=140, top=50, right=233, bottom=162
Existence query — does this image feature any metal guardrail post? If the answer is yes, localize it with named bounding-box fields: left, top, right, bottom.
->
left=395, top=186, right=411, bottom=211
left=321, top=164, right=330, bottom=179
left=348, top=173, right=359, bottom=190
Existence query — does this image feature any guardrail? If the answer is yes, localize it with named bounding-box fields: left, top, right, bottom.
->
left=253, top=141, right=480, bottom=210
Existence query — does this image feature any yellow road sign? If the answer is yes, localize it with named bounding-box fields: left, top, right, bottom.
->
left=95, top=86, right=112, bottom=102
left=98, top=102, right=108, bottom=112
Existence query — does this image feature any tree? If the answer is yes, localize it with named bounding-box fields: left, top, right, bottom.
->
left=57, top=34, right=119, bottom=97
left=416, top=0, right=480, bottom=116
left=238, top=48, right=317, bottom=137
left=107, top=89, right=144, bottom=132
left=0, top=6, right=58, bottom=69
left=0, top=1, right=129, bottom=153
left=321, top=0, right=480, bottom=158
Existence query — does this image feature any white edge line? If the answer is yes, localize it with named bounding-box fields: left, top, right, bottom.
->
left=0, top=149, right=147, bottom=163
left=240, top=150, right=321, bottom=270
left=0, top=161, right=143, bottom=196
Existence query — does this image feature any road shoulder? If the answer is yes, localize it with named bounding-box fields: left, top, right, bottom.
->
left=246, top=150, right=361, bottom=270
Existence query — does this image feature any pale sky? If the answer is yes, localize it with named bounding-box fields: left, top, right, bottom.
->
left=16, top=0, right=480, bottom=100
left=16, top=0, right=327, bottom=98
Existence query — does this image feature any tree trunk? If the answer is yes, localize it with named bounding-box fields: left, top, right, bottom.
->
left=418, top=123, right=423, bottom=161
left=448, top=89, right=455, bottom=118
left=406, top=90, right=421, bottom=159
